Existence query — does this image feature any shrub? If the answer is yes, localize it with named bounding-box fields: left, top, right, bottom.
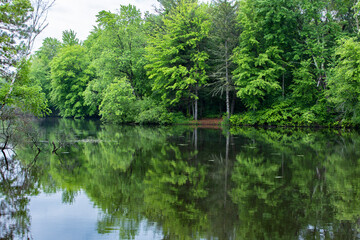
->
left=135, top=98, right=173, bottom=125
left=99, top=78, right=137, bottom=123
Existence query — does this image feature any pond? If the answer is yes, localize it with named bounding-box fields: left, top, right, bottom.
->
left=1, top=118, right=360, bottom=239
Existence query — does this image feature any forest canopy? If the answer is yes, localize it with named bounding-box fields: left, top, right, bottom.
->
left=6, top=0, right=360, bottom=126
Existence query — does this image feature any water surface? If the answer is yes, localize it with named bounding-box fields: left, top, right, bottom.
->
left=1, top=118, right=360, bottom=239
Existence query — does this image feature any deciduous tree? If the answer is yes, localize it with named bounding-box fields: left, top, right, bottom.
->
left=29, top=37, right=61, bottom=110
left=0, top=0, right=54, bottom=117
left=83, top=5, right=148, bottom=114
left=146, top=0, right=210, bottom=120
left=50, top=42, right=94, bottom=118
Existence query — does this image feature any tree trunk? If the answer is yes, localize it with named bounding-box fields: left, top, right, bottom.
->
left=225, top=40, right=230, bottom=119
left=0, top=75, right=17, bottom=113
left=226, top=88, right=230, bottom=119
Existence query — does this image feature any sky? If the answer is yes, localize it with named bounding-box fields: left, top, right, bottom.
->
left=33, top=0, right=211, bottom=52
left=33, top=0, right=161, bottom=51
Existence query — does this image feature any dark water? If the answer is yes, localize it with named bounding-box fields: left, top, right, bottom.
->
left=1, top=118, right=360, bottom=239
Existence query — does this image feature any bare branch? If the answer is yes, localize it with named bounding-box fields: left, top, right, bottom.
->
left=27, top=0, right=56, bottom=54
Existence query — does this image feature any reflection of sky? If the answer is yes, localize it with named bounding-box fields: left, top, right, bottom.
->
left=29, top=191, right=163, bottom=240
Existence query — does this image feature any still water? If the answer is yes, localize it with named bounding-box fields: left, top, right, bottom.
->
left=1, top=118, right=360, bottom=239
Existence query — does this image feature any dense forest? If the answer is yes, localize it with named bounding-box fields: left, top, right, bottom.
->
left=3, top=0, right=360, bottom=127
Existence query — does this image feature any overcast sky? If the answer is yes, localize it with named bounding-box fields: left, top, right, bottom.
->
left=33, top=0, right=211, bottom=52
left=33, top=0, right=161, bottom=51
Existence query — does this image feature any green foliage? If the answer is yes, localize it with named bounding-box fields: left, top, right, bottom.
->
left=327, top=38, right=360, bottom=124
left=157, top=0, right=192, bottom=14
left=83, top=4, right=149, bottom=115
left=29, top=37, right=61, bottom=110
left=62, top=29, right=80, bottom=46
left=25, top=0, right=360, bottom=126
left=229, top=99, right=331, bottom=127
left=11, top=60, right=49, bottom=116
left=134, top=97, right=174, bottom=125
left=229, top=0, right=355, bottom=125
left=297, top=0, right=344, bottom=72
left=0, top=0, right=32, bottom=72
left=0, top=0, right=51, bottom=117
left=233, top=46, right=284, bottom=110
left=99, top=78, right=174, bottom=124
left=146, top=0, right=210, bottom=118
left=0, top=60, right=49, bottom=116
left=207, top=0, right=239, bottom=118
left=50, top=44, right=94, bottom=118
left=99, top=77, right=137, bottom=123
left=290, top=60, right=318, bottom=107
left=232, top=0, right=303, bottom=110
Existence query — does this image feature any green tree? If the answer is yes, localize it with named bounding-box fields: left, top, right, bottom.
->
left=50, top=43, right=94, bottom=118
left=232, top=0, right=286, bottom=110
left=297, top=0, right=351, bottom=91
left=290, top=60, right=318, bottom=107
left=146, top=0, right=211, bottom=120
left=327, top=37, right=360, bottom=124
left=83, top=4, right=148, bottom=114
left=99, top=77, right=137, bottom=123
left=0, top=59, right=48, bottom=116
left=29, top=37, right=61, bottom=111
left=0, top=0, right=53, bottom=117
left=61, top=29, right=80, bottom=46
left=156, top=0, right=181, bottom=13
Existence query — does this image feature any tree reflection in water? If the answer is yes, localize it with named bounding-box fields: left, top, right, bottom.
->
left=230, top=127, right=360, bottom=239
left=2, top=118, right=360, bottom=239
left=0, top=118, right=40, bottom=240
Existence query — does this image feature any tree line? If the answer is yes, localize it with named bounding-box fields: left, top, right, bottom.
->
left=3, top=0, right=360, bottom=126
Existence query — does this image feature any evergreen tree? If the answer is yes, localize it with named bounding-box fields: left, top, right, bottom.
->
left=233, top=0, right=285, bottom=110
left=327, top=38, right=360, bottom=124
left=156, top=0, right=196, bottom=14
left=208, top=0, right=239, bottom=119
left=61, top=29, right=80, bottom=46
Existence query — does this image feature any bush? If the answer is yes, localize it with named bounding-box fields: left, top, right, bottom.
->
left=99, top=78, right=137, bottom=123
left=229, top=100, right=332, bottom=127
left=172, top=112, right=191, bottom=124
left=135, top=98, right=173, bottom=125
